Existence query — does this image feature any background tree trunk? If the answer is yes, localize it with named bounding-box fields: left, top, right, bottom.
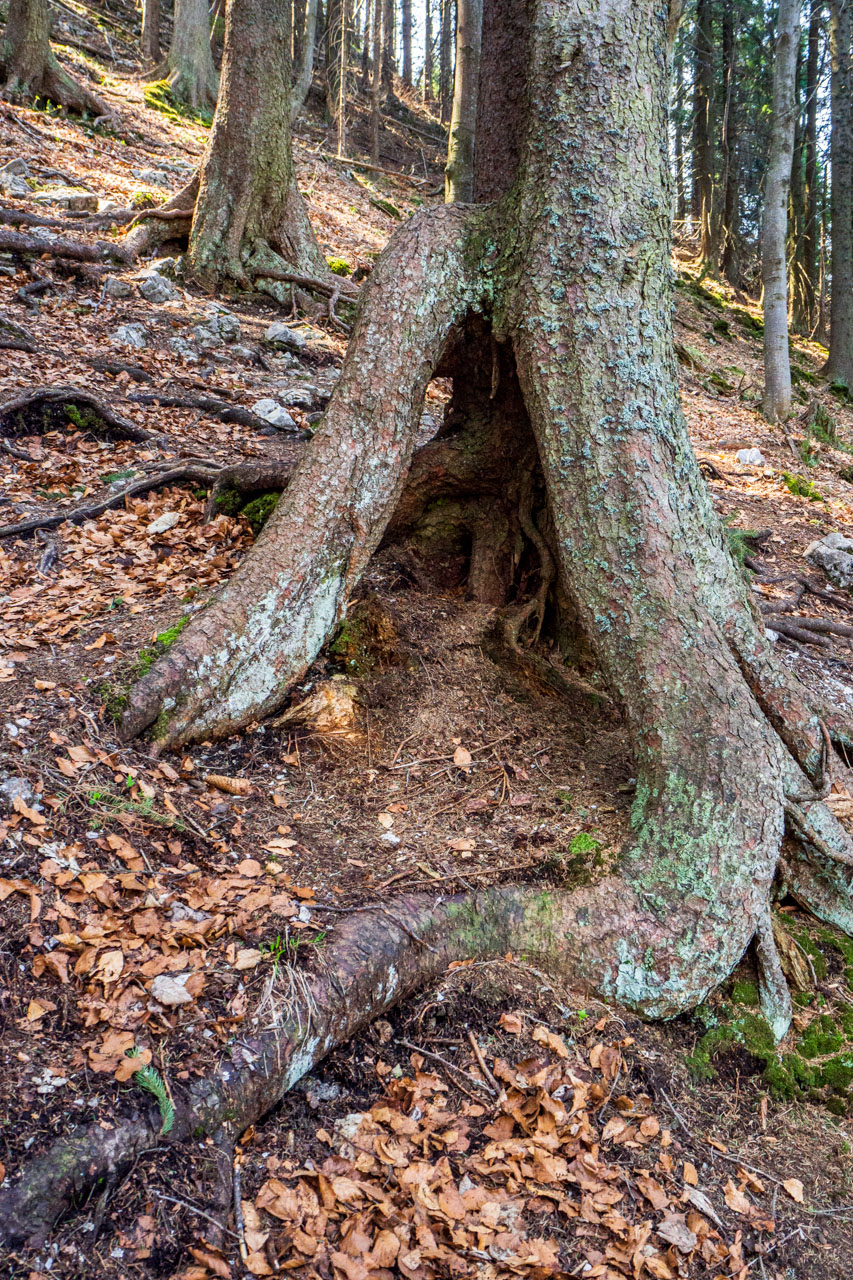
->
left=141, top=0, right=161, bottom=63
left=1, top=0, right=108, bottom=111
left=159, top=0, right=219, bottom=109
left=423, top=0, right=433, bottom=101
left=371, top=0, right=382, bottom=160
left=444, top=0, right=481, bottom=201
left=187, top=0, right=327, bottom=288
left=401, top=0, right=412, bottom=85
left=826, top=0, right=853, bottom=382
left=802, top=0, right=822, bottom=332
left=439, top=0, right=453, bottom=121
left=719, top=0, right=740, bottom=285
left=673, top=37, right=687, bottom=224
left=692, top=0, right=717, bottom=271
left=381, top=0, right=394, bottom=96
left=762, top=0, right=799, bottom=421
left=290, top=0, right=318, bottom=121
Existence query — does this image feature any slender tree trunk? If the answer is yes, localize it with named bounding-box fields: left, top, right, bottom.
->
left=1, top=0, right=108, bottom=111
left=293, top=0, right=306, bottom=65
left=371, top=0, right=382, bottom=161
left=439, top=0, right=453, bottom=122
left=692, top=0, right=717, bottom=271
left=326, top=0, right=342, bottom=116
left=423, top=0, right=433, bottom=102
left=141, top=0, right=161, bottom=63
left=673, top=39, right=686, bottom=224
left=401, top=0, right=413, bottom=85
left=826, top=0, right=853, bottom=382
left=444, top=0, right=481, bottom=201
left=802, top=0, right=822, bottom=332
left=790, top=39, right=808, bottom=332
left=159, top=0, right=219, bottom=109
left=762, top=0, right=800, bottom=421
left=381, top=0, right=394, bottom=96
left=359, top=0, right=370, bottom=90
left=187, top=0, right=328, bottom=288
left=291, top=0, right=318, bottom=121
left=719, top=0, right=740, bottom=285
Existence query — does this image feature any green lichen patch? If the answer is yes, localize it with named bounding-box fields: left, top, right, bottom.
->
left=782, top=471, right=826, bottom=502
left=240, top=492, right=279, bottom=535
left=133, top=615, right=190, bottom=680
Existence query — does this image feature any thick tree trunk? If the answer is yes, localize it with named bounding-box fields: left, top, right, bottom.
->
left=826, top=0, right=853, bottom=383
left=141, top=0, right=161, bottom=63
left=1, top=0, right=107, bottom=112
left=762, top=0, right=799, bottom=422
left=692, top=0, right=717, bottom=272
left=187, top=0, right=328, bottom=289
left=444, top=0, right=481, bottom=201
left=158, top=0, right=219, bottom=109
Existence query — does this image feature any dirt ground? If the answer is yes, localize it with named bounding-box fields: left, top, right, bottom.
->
left=2, top=31, right=853, bottom=1280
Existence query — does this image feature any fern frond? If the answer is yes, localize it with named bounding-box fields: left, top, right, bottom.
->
left=126, top=1048, right=175, bottom=1134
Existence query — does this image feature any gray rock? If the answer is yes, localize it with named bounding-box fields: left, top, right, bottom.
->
left=736, top=447, right=765, bottom=466
left=279, top=386, right=317, bottom=409
left=0, top=158, right=28, bottom=177
left=805, top=531, right=853, bottom=590
left=264, top=322, right=307, bottom=352
left=149, top=256, right=180, bottom=280
left=97, top=198, right=124, bottom=215
left=229, top=344, right=255, bottom=361
left=168, top=336, right=198, bottom=363
left=251, top=398, right=297, bottom=429
left=138, top=271, right=177, bottom=304
left=132, top=168, right=173, bottom=188
left=112, top=323, right=148, bottom=349
left=103, top=275, right=132, bottom=299
left=215, top=312, right=241, bottom=343
left=193, top=324, right=220, bottom=350
left=0, top=776, right=36, bottom=807
left=32, top=186, right=98, bottom=213
left=0, top=160, right=30, bottom=197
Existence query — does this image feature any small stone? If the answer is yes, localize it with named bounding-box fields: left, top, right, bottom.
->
left=150, top=973, right=193, bottom=1006
left=103, top=276, right=132, bottom=299
left=132, top=168, right=172, bottom=188
left=112, top=323, right=148, bottom=349
left=32, top=187, right=98, bottom=213
left=805, top=531, right=853, bottom=590
left=193, top=324, right=220, bottom=349
left=138, top=271, right=177, bottom=304
left=0, top=775, right=35, bottom=806
left=251, top=398, right=297, bottom=429
left=264, top=322, right=307, bottom=351
left=0, top=160, right=30, bottom=197
left=736, top=447, right=765, bottom=466
left=147, top=511, right=181, bottom=535
left=229, top=344, right=255, bottom=361
left=168, top=336, right=198, bottom=363
left=97, top=198, right=124, bottom=215
left=0, top=158, right=28, bottom=177
left=279, top=386, right=317, bottom=409
left=214, top=312, right=241, bottom=343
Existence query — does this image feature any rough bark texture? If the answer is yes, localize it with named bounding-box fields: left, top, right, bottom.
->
left=719, top=0, right=739, bottom=285
left=692, top=0, right=717, bottom=271
left=141, top=0, right=161, bottom=63
left=802, top=0, right=822, bottom=332
left=761, top=0, right=799, bottom=421
left=401, top=0, right=413, bottom=84
left=187, top=0, right=327, bottom=289
left=438, top=0, right=452, bottom=121
left=826, top=0, right=853, bottom=383
left=159, top=0, right=219, bottom=109
left=1, top=0, right=108, bottom=113
left=444, top=0, right=481, bottom=201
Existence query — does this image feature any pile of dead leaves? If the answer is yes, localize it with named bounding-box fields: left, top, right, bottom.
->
left=179, top=1024, right=794, bottom=1280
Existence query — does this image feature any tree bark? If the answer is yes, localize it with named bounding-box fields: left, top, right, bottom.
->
left=401, top=0, right=413, bottom=85
left=692, top=0, right=717, bottom=272
left=141, top=0, right=161, bottom=63
left=719, top=0, right=740, bottom=285
left=158, top=0, right=219, bottom=110
left=423, top=0, right=433, bottom=101
left=673, top=35, right=686, bottom=224
left=371, top=0, right=382, bottom=161
left=381, top=0, right=394, bottom=96
left=802, top=0, right=822, bottom=332
left=290, top=0, right=318, bottom=121
left=187, top=0, right=328, bottom=290
left=444, top=0, right=481, bottom=201
left=1, top=0, right=108, bottom=112
left=826, top=0, right=853, bottom=382
left=762, top=0, right=799, bottom=422
left=325, top=0, right=342, bottom=118
left=439, top=0, right=453, bottom=122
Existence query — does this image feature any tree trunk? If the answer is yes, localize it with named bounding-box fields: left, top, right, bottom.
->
left=719, top=0, right=740, bottom=285
left=293, top=0, right=306, bottom=66
left=1, top=0, right=108, bottom=112
left=158, top=0, right=219, bottom=110
left=9, top=0, right=853, bottom=1245
left=423, top=0, right=433, bottom=102
left=381, top=0, right=394, bottom=96
left=325, top=0, right=342, bottom=117
left=371, top=0, right=382, bottom=161
left=401, top=0, right=413, bottom=85
left=141, top=0, right=161, bottom=63
left=762, top=0, right=799, bottom=422
left=187, top=0, right=328, bottom=289
left=444, top=0, right=481, bottom=201
left=439, top=0, right=453, bottom=122
left=692, top=0, right=717, bottom=272
left=673, top=37, right=686, bottom=225
left=826, top=0, right=853, bottom=383
left=291, top=0, right=318, bottom=121
left=802, top=0, right=822, bottom=332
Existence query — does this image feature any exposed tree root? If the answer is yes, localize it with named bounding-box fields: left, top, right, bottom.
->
left=0, top=205, right=136, bottom=230
left=0, top=385, right=155, bottom=441
left=0, top=225, right=132, bottom=264
left=126, top=391, right=307, bottom=433
left=0, top=311, right=38, bottom=352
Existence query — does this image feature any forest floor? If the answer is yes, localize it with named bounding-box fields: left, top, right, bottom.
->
left=2, top=32, right=853, bottom=1280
